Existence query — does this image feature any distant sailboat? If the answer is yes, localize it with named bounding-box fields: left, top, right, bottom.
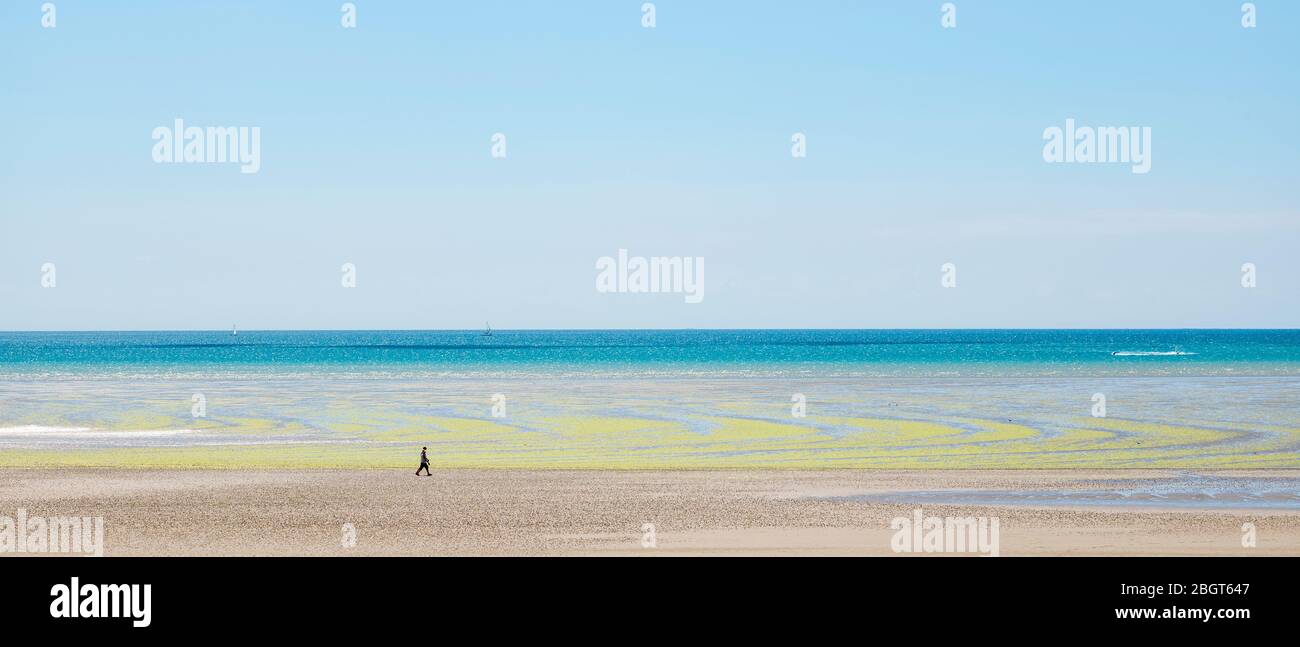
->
left=232, top=324, right=238, bottom=337
left=483, top=322, right=492, bottom=337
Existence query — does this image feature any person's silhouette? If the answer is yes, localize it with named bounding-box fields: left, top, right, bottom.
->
left=416, top=447, right=431, bottom=476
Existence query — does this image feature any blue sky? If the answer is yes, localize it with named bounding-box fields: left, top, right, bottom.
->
left=1, top=1, right=1296, bottom=329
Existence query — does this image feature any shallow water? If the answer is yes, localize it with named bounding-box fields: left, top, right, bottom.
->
left=3, top=331, right=1299, bottom=469
left=836, top=473, right=1300, bottom=510
left=1, top=375, right=1298, bottom=469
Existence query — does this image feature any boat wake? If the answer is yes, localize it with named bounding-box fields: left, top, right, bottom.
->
left=1111, top=350, right=1197, bottom=357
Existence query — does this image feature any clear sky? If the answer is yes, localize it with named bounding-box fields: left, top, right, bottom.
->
left=1, top=1, right=1296, bottom=330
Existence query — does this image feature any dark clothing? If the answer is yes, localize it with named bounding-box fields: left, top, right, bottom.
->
left=416, top=449, right=431, bottom=475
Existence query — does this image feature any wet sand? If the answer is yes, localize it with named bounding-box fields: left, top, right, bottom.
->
left=1, top=469, right=1296, bottom=556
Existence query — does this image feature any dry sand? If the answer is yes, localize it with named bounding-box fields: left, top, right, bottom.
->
left=1, top=469, right=1296, bottom=556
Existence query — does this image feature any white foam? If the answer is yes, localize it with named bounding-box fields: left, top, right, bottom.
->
left=0, top=425, right=198, bottom=438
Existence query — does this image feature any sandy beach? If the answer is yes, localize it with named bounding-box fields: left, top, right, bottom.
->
left=2, top=468, right=1295, bottom=556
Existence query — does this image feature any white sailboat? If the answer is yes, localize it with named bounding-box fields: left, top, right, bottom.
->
left=232, top=324, right=238, bottom=337
left=483, top=322, right=492, bottom=337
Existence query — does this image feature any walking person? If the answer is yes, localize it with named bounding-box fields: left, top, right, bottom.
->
left=416, top=446, right=431, bottom=476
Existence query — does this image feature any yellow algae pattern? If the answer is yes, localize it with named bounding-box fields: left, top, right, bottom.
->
left=2, top=377, right=1299, bottom=469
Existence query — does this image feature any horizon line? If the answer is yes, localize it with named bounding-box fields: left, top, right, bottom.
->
left=3, top=327, right=1299, bottom=334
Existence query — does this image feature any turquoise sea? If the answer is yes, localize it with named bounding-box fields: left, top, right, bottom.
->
left=3, top=329, right=1300, bottom=377
left=3, top=330, right=1299, bottom=471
